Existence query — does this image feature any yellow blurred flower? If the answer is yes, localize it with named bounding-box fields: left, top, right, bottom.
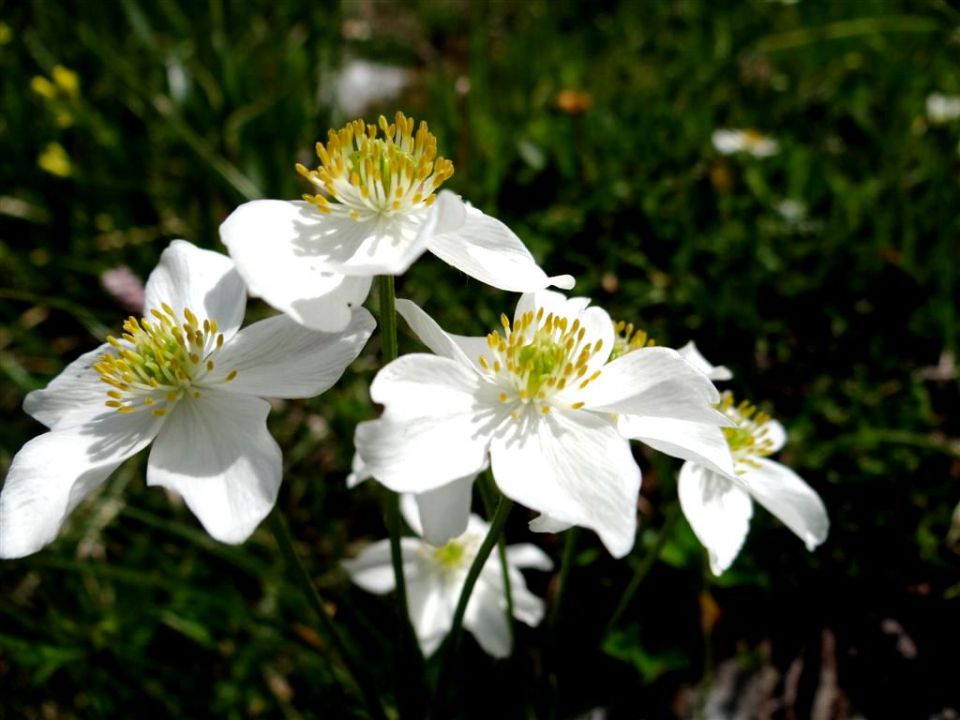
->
left=52, top=65, right=79, bottom=98
left=38, top=142, right=72, bottom=177
left=0, top=22, right=11, bottom=46
left=30, top=76, right=57, bottom=100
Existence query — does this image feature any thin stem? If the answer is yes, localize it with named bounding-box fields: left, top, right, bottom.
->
left=478, top=474, right=514, bottom=645
left=547, top=528, right=578, bottom=628
left=432, top=494, right=514, bottom=713
left=603, top=502, right=681, bottom=640
left=267, top=509, right=388, bottom=720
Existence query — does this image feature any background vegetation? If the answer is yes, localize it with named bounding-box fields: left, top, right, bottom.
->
left=1, top=0, right=958, bottom=717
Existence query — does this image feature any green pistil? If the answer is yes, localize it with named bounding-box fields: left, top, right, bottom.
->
left=434, top=541, right=465, bottom=570
left=517, top=339, right=565, bottom=396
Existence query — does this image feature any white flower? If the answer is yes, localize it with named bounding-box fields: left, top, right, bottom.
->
left=334, top=60, right=409, bottom=118
left=712, top=129, right=779, bottom=158
left=354, top=290, right=733, bottom=558
left=343, top=496, right=552, bottom=658
left=926, top=93, right=960, bottom=124
left=678, top=391, right=829, bottom=575
left=0, top=240, right=375, bottom=558
left=220, top=112, right=574, bottom=332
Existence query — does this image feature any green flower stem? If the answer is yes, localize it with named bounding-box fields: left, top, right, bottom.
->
left=376, top=274, right=425, bottom=718
left=432, top=493, right=514, bottom=713
left=603, top=501, right=681, bottom=640
left=267, top=509, right=387, bottom=720
left=547, top=527, right=578, bottom=628
left=479, top=474, right=515, bottom=645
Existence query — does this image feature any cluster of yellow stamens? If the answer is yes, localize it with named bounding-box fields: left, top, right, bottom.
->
left=717, top=391, right=777, bottom=472
left=296, top=111, right=454, bottom=221
left=610, top=320, right=656, bottom=360
left=478, top=308, right=606, bottom=419
left=93, top=304, right=236, bottom=417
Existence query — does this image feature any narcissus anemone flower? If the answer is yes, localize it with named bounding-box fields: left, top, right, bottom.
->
left=0, top=241, right=374, bottom=559
left=354, top=290, right=733, bottom=558
left=343, top=497, right=551, bottom=658
left=220, top=112, right=573, bottom=332
left=678, top=391, right=829, bottom=575
left=712, top=128, right=779, bottom=158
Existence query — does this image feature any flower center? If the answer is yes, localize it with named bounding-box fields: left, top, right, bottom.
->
left=433, top=540, right=466, bottom=570
left=479, top=308, right=605, bottom=418
left=609, top=320, right=656, bottom=361
left=296, top=111, right=454, bottom=222
left=717, top=391, right=777, bottom=472
left=93, top=303, right=236, bottom=417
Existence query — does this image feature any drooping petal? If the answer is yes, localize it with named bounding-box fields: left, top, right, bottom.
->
left=395, top=298, right=474, bottom=368
left=528, top=514, right=574, bottom=534
left=677, top=462, right=753, bottom=575
left=0, top=410, right=161, bottom=559
left=146, top=390, right=282, bottom=544
left=506, top=543, right=554, bottom=571
left=22, top=344, right=113, bottom=429
left=509, top=576, right=548, bottom=627
left=618, top=416, right=736, bottom=478
left=463, top=577, right=512, bottom=658
left=677, top=341, right=733, bottom=381
left=579, top=347, right=727, bottom=425
left=426, top=202, right=574, bottom=292
left=209, top=308, right=375, bottom=398
left=219, top=200, right=372, bottom=332
left=407, top=565, right=459, bottom=657
left=342, top=537, right=422, bottom=594
left=144, top=240, right=247, bottom=341
left=489, top=410, right=641, bottom=558
left=415, top=476, right=476, bottom=547
left=739, top=458, right=829, bottom=551
left=346, top=453, right=371, bottom=489
left=354, top=355, right=495, bottom=493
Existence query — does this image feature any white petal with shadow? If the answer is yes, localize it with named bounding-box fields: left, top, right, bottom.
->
left=678, top=462, right=753, bottom=575
left=146, top=390, right=282, bottom=544
left=144, top=239, right=246, bottom=341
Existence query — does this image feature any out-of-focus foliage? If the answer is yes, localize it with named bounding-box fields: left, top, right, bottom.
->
left=1, top=0, right=959, bottom=717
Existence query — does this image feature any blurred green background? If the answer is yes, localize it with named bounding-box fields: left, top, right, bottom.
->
left=2, top=0, right=959, bottom=717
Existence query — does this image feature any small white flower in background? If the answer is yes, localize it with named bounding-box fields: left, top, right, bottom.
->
left=0, top=240, right=375, bottom=558
left=926, top=93, right=960, bottom=124
left=220, top=112, right=574, bottom=333
left=100, top=265, right=145, bottom=313
left=343, top=496, right=552, bottom=658
left=334, top=59, right=410, bottom=118
left=712, top=129, right=779, bottom=158
left=354, top=290, right=734, bottom=558
left=678, top=390, right=829, bottom=575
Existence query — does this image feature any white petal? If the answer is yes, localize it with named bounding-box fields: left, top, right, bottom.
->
left=342, top=537, right=421, bottom=594
left=489, top=410, right=641, bottom=558
left=579, top=347, right=727, bottom=425
left=415, top=476, right=476, bottom=546
left=426, top=200, right=573, bottom=292
left=506, top=543, right=554, bottom=571
left=0, top=410, right=161, bottom=558
left=739, top=458, right=829, bottom=551
left=395, top=298, right=474, bottom=367
left=677, top=341, right=733, bottom=381
left=146, top=390, right=282, bottom=544
left=712, top=129, right=744, bottom=155
left=464, top=578, right=512, bottom=658
left=678, top=463, right=753, bottom=575
left=354, top=355, right=494, bottom=493
left=509, top=580, right=547, bottom=628
left=346, top=453, right=371, bottom=489
left=513, top=289, right=590, bottom=329
left=144, top=240, right=246, bottom=341
left=764, top=419, right=787, bottom=453
left=408, top=566, right=458, bottom=657
left=618, top=416, right=736, bottom=478
left=210, top=308, right=375, bottom=398
left=220, top=200, right=373, bottom=332
left=528, top=514, right=574, bottom=534
left=22, top=344, right=113, bottom=429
